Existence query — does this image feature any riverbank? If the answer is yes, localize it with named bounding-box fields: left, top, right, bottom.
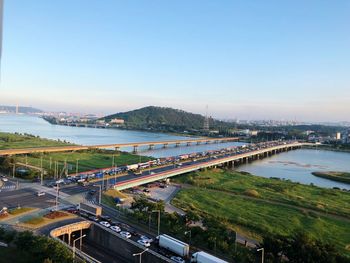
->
left=0, top=132, right=72, bottom=150
left=171, top=168, right=350, bottom=256
left=312, top=171, right=350, bottom=184
left=42, top=115, right=207, bottom=138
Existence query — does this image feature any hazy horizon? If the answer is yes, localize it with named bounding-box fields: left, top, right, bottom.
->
left=1, top=0, right=349, bottom=122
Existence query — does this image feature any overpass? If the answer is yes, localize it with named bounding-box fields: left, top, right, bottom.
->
left=114, top=142, right=305, bottom=190
left=0, top=137, right=239, bottom=156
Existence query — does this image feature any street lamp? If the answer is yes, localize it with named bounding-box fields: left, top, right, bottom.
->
left=151, top=210, right=161, bottom=236
left=133, top=248, right=148, bottom=263
left=72, top=234, right=86, bottom=261
left=93, top=184, right=102, bottom=204
left=257, top=248, right=264, bottom=263
left=185, top=230, right=191, bottom=247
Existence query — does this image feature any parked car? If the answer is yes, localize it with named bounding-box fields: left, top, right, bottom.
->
left=110, top=225, right=121, bottom=232
left=99, top=221, right=111, bottom=228
left=170, top=256, right=185, bottom=263
left=120, top=231, right=131, bottom=239
left=137, top=239, right=151, bottom=247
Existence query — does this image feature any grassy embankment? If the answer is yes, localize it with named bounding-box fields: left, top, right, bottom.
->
left=312, top=171, right=350, bottom=184
left=172, top=169, right=350, bottom=255
left=0, top=132, right=71, bottom=149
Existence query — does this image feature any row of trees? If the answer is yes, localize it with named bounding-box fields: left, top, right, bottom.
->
left=0, top=227, right=73, bottom=263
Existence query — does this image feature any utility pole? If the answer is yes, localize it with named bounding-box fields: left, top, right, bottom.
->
left=12, top=163, right=15, bottom=178
left=55, top=183, right=59, bottom=211
left=40, top=156, right=43, bottom=185
left=76, top=159, right=79, bottom=175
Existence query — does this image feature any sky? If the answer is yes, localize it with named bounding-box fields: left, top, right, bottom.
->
left=0, top=0, right=349, bottom=121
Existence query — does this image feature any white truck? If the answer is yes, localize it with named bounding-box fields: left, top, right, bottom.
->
left=127, top=164, right=139, bottom=171
left=158, top=234, right=189, bottom=257
left=191, top=251, right=228, bottom=263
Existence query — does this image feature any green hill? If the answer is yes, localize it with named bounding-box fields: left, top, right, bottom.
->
left=102, top=106, right=218, bottom=132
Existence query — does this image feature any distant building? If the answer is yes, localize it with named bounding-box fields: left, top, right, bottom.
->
left=110, top=118, right=125, bottom=124
left=336, top=132, right=341, bottom=140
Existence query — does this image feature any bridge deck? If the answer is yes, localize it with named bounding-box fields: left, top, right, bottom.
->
left=0, top=137, right=239, bottom=156
left=114, top=142, right=304, bottom=190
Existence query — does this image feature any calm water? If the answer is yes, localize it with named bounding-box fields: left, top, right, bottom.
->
left=237, top=149, right=350, bottom=190
left=1, top=114, right=350, bottom=189
left=0, top=114, right=244, bottom=156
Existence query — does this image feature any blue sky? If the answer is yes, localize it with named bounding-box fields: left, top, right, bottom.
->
left=1, top=0, right=349, bottom=121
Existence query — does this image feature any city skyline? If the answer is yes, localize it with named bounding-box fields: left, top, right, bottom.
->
left=0, top=0, right=349, bottom=121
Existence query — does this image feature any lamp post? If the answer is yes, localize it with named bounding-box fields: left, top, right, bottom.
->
left=93, top=184, right=102, bottom=204
left=72, top=234, right=86, bottom=261
left=257, top=248, right=264, bottom=263
left=185, top=230, right=192, bottom=247
left=152, top=210, right=161, bottom=236
left=132, top=248, right=148, bottom=263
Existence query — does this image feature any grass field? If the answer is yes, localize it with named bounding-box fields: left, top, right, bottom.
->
left=0, top=132, right=71, bottom=149
left=173, top=169, right=350, bottom=217
left=15, top=150, right=154, bottom=174
left=172, top=169, right=350, bottom=255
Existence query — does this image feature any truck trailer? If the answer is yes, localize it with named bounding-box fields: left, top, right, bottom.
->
left=158, top=234, right=189, bottom=257
left=79, top=203, right=102, bottom=217
left=191, top=251, right=228, bottom=263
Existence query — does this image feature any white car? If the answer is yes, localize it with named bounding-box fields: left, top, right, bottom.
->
left=2, top=178, right=8, bottom=182
left=137, top=239, right=151, bottom=247
left=99, top=221, right=111, bottom=228
left=109, top=225, right=121, bottom=232
left=170, top=256, right=185, bottom=263
left=140, top=235, right=153, bottom=243
left=120, top=231, right=131, bottom=239
left=36, top=191, right=45, bottom=197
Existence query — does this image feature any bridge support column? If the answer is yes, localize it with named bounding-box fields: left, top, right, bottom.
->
left=175, top=142, right=180, bottom=147
left=163, top=143, right=168, bottom=148
left=187, top=142, right=191, bottom=146
left=115, top=147, right=120, bottom=152
left=148, top=144, right=154, bottom=150
left=197, top=141, right=200, bottom=145
left=133, top=145, right=138, bottom=153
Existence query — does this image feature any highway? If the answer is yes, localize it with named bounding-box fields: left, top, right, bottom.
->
left=0, top=137, right=239, bottom=155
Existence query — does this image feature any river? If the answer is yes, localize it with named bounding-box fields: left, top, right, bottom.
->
left=237, top=148, right=350, bottom=190
left=1, top=114, right=350, bottom=189
left=0, top=114, right=244, bottom=156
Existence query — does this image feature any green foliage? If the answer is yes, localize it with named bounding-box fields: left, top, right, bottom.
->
left=0, top=228, right=73, bottom=263
left=263, top=232, right=350, bottom=263
left=102, top=106, right=228, bottom=132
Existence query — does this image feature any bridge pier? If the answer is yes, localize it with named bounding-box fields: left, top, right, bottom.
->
left=133, top=145, right=138, bottom=153
left=163, top=143, right=168, bottom=148
left=148, top=144, right=154, bottom=150
left=175, top=142, right=180, bottom=147
left=186, top=142, right=191, bottom=146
